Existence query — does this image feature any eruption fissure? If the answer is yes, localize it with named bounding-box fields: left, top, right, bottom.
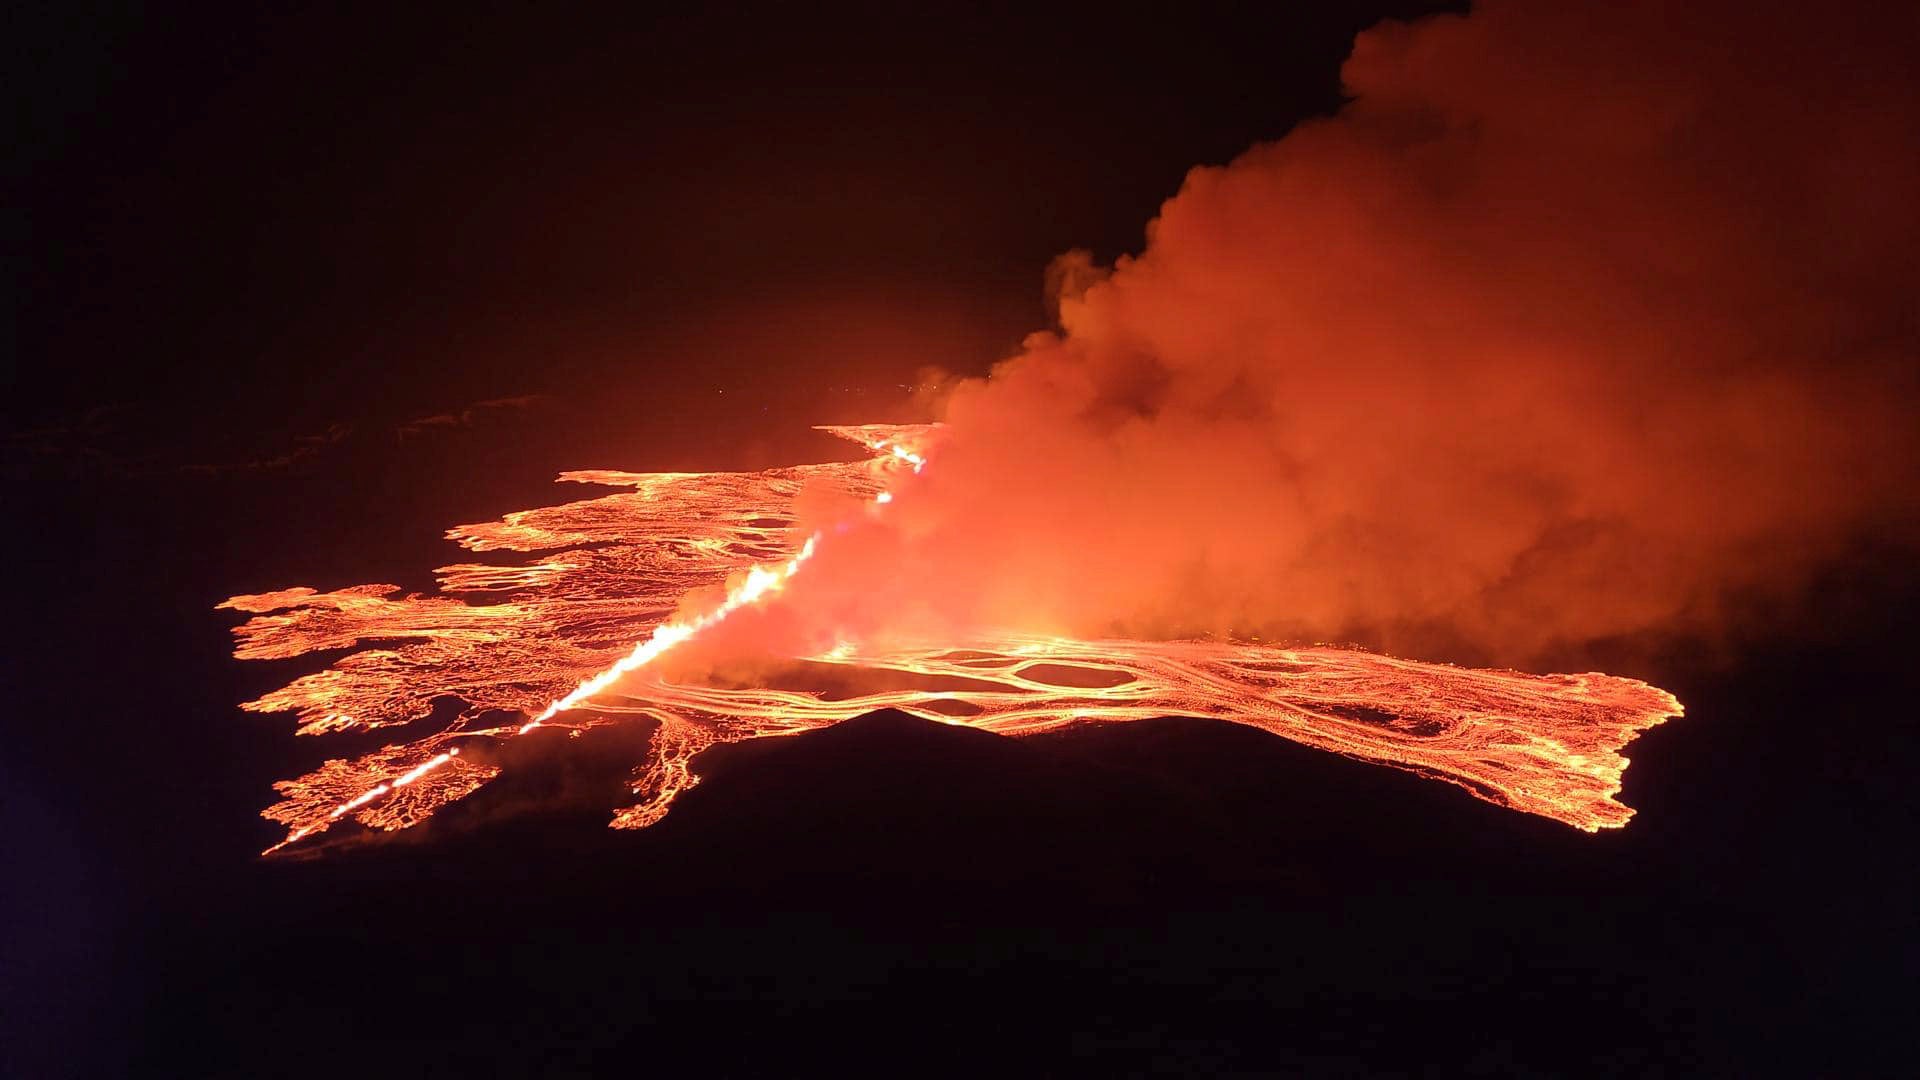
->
left=225, top=426, right=1680, bottom=854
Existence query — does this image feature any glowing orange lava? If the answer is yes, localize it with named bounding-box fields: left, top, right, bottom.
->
left=222, top=425, right=1681, bottom=854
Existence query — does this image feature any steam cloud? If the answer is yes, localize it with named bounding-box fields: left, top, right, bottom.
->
left=735, top=0, right=1919, bottom=669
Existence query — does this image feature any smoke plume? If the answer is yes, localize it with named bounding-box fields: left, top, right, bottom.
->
left=738, top=0, right=1919, bottom=669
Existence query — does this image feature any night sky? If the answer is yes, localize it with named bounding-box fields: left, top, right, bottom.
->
left=7, top=3, right=1916, bottom=1075
left=16, top=3, right=1446, bottom=469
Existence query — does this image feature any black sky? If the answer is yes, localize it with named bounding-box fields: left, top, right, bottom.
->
left=13, top=2, right=1460, bottom=470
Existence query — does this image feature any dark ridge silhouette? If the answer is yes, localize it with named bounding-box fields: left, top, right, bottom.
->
left=110, top=647, right=1910, bottom=1077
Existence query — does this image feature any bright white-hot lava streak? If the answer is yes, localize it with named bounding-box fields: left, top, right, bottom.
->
left=224, top=424, right=1682, bottom=855
left=518, top=533, right=822, bottom=734
left=515, top=440, right=914, bottom=733
left=270, top=437, right=917, bottom=847
left=260, top=537, right=827, bottom=851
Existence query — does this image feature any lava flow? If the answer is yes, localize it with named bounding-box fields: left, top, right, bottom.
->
left=222, top=425, right=1680, bottom=854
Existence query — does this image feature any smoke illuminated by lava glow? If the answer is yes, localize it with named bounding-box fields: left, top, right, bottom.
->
left=208, top=0, right=1920, bottom=858
left=224, top=426, right=1680, bottom=854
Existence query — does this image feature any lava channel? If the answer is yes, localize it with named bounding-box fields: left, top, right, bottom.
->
left=221, top=424, right=1681, bottom=854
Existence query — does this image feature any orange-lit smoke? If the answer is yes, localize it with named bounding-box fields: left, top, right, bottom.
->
left=219, top=2, right=1914, bottom=853
left=762, top=1, right=1919, bottom=667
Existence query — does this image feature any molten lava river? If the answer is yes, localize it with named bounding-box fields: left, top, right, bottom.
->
left=222, top=425, right=1682, bottom=854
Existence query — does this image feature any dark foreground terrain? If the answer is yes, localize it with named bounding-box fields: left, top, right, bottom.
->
left=7, top=460, right=1914, bottom=1074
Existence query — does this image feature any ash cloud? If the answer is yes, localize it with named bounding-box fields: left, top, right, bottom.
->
left=756, top=0, right=1920, bottom=668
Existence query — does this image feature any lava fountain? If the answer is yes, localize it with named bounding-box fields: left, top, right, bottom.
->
left=222, top=425, right=1681, bottom=854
